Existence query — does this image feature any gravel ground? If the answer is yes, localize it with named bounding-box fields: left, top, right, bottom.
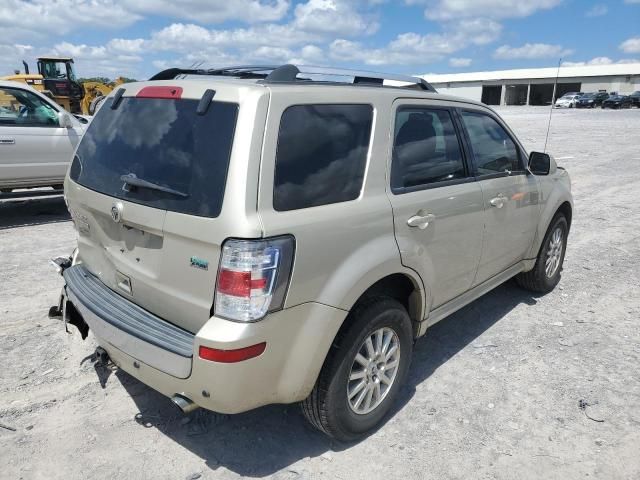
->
left=1, top=107, right=639, bottom=480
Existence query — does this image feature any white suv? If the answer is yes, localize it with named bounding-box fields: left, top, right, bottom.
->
left=52, top=65, right=573, bottom=440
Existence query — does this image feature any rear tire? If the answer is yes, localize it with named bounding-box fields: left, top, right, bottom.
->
left=516, top=214, right=568, bottom=293
left=301, top=297, right=413, bottom=441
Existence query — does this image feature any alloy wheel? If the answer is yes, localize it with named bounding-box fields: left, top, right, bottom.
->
left=347, top=327, right=401, bottom=415
left=545, top=227, right=564, bottom=278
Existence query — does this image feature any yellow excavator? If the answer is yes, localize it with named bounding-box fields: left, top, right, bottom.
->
left=2, top=57, right=124, bottom=115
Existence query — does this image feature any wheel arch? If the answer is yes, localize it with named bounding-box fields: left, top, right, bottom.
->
left=557, top=200, right=572, bottom=231
left=527, top=180, right=573, bottom=260
left=338, top=271, right=426, bottom=340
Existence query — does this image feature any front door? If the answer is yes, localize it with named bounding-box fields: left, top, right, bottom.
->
left=387, top=100, right=485, bottom=311
left=458, top=109, right=540, bottom=285
left=0, top=86, right=80, bottom=187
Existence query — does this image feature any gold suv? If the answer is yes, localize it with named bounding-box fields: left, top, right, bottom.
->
left=52, top=65, right=573, bottom=440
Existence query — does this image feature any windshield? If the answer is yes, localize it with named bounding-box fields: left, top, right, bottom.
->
left=66, top=62, right=77, bottom=82
left=581, top=93, right=595, bottom=99
left=70, top=96, right=239, bottom=218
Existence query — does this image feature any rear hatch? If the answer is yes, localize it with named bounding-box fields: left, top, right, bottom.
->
left=65, top=81, right=266, bottom=333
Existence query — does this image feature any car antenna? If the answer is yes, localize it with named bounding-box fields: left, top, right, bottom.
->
left=544, top=58, right=562, bottom=153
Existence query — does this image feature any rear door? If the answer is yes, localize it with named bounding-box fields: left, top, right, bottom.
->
left=0, top=85, right=80, bottom=186
left=457, top=108, right=539, bottom=285
left=387, top=99, right=484, bottom=310
left=65, top=82, right=267, bottom=333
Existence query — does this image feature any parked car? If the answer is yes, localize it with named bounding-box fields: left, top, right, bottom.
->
left=0, top=80, right=86, bottom=193
left=554, top=93, right=582, bottom=108
left=629, top=91, right=640, bottom=108
left=51, top=65, right=573, bottom=441
left=601, top=95, right=633, bottom=109
left=575, top=92, right=609, bottom=108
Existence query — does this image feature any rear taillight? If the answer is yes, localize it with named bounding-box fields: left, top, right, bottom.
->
left=214, top=236, right=295, bottom=322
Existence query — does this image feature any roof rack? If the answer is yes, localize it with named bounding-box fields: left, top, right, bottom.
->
left=149, top=64, right=437, bottom=92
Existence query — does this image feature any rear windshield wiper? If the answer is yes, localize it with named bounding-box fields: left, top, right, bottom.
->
left=120, top=173, right=188, bottom=198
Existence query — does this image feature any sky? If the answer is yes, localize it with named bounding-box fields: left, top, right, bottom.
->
left=0, top=0, right=639, bottom=80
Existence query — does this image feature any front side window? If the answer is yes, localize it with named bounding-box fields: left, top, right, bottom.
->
left=0, top=88, right=59, bottom=127
left=391, top=107, right=466, bottom=191
left=273, top=104, right=373, bottom=211
left=460, top=111, right=521, bottom=175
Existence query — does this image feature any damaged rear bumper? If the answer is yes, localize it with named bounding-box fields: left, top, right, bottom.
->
left=57, top=264, right=194, bottom=378
left=51, top=262, right=348, bottom=414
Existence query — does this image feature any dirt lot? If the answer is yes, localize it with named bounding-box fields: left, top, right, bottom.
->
left=1, top=107, right=639, bottom=480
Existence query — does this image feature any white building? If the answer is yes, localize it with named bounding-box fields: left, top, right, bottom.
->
left=423, top=63, right=640, bottom=106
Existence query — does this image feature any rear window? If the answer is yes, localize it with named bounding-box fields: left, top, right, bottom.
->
left=273, top=104, right=373, bottom=211
left=70, top=97, right=238, bottom=218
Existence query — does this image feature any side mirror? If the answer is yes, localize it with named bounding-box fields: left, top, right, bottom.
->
left=528, top=151, right=551, bottom=175
left=73, top=114, right=89, bottom=124
left=57, top=111, right=74, bottom=129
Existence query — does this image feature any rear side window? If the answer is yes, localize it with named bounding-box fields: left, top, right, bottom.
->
left=70, top=97, right=238, bottom=218
left=460, top=111, right=521, bottom=175
left=273, top=104, right=373, bottom=211
left=391, top=107, right=466, bottom=191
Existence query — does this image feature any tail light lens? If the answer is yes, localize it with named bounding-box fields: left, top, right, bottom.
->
left=214, top=236, right=295, bottom=322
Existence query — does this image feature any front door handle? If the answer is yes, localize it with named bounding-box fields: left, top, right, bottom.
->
left=407, top=212, right=436, bottom=229
left=489, top=194, right=507, bottom=208
left=0, top=138, right=15, bottom=145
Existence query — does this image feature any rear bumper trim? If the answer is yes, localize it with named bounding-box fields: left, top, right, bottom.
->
left=63, top=265, right=194, bottom=378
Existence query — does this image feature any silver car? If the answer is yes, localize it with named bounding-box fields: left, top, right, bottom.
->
left=52, top=65, right=573, bottom=441
left=0, top=80, right=85, bottom=193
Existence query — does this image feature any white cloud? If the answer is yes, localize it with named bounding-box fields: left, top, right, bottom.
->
left=452, top=18, right=502, bottom=45
left=620, top=37, right=640, bottom=54
left=0, top=0, right=141, bottom=39
left=121, top=0, right=291, bottom=24
left=563, top=57, right=639, bottom=67
left=293, top=0, right=379, bottom=36
left=107, top=38, right=146, bottom=54
left=0, top=43, right=35, bottom=76
left=494, top=43, right=573, bottom=60
left=449, top=57, right=472, bottom=67
left=407, top=0, right=562, bottom=21
left=585, top=4, right=608, bottom=17
left=328, top=17, right=501, bottom=66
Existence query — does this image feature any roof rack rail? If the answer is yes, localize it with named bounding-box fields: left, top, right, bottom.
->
left=149, top=64, right=437, bottom=92
left=264, top=64, right=436, bottom=92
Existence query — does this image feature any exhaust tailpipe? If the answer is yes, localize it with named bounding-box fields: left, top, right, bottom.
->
left=171, top=394, right=199, bottom=414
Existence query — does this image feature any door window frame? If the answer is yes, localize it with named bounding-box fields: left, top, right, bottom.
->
left=390, top=103, right=475, bottom=195
left=454, top=107, right=529, bottom=180
left=0, top=86, right=62, bottom=129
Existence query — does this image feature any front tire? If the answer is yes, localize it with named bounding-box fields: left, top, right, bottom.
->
left=516, top=214, right=568, bottom=293
left=301, top=297, right=413, bottom=441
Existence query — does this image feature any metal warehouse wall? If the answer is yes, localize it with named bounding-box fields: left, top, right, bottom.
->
left=433, top=75, right=639, bottom=104
left=435, top=83, right=482, bottom=102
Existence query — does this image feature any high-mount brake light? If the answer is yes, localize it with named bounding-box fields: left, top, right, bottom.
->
left=214, top=236, right=295, bottom=322
left=136, top=86, right=183, bottom=99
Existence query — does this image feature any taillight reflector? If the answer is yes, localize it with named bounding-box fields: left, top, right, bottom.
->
left=217, top=270, right=267, bottom=297
left=199, top=343, right=266, bottom=363
left=136, top=86, right=183, bottom=99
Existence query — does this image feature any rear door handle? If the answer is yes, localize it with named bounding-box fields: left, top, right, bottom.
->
left=407, top=213, right=436, bottom=229
left=489, top=194, right=507, bottom=208
left=0, top=138, right=15, bottom=145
